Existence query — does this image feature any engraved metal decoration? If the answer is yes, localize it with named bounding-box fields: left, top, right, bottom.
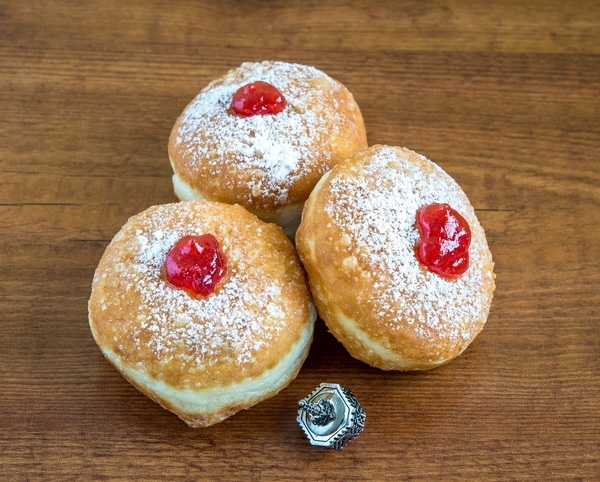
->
left=297, top=383, right=365, bottom=449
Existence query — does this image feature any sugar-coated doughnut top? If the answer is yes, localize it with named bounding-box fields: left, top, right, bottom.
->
left=89, top=201, right=312, bottom=388
left=298, top=145, right=495, bottom=365
left=169, top=61, right=367, bottom=212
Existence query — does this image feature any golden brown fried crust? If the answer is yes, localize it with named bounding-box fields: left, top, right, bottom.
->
left=296, top=145, right=495, bottom=370
left=89, top=201, right=314, bottom=425
left=168, top=61, right=367, bottom=213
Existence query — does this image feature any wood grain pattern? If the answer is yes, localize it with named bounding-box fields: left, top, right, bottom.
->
left=1, top=0, right=599, bottom=480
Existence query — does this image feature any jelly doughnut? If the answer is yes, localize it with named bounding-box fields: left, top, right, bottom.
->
left=168, top=61, right=368, bottom=238
left=296, top=145, right=495, bottom=370
left=89, top=201, right=316, bottom=426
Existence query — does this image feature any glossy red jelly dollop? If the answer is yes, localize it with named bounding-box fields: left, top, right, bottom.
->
left=231, top=81, right=287, bottom=117
left=415, top=203, right=471, bottom=278
left=164, top=234, right=227, bottom=297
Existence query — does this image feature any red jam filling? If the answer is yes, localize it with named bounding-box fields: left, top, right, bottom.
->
left=415, top=203, right=471, bottom=278
left=231, top=81, right=287, bottom=117
left=164, top=234, right=227, bottom=297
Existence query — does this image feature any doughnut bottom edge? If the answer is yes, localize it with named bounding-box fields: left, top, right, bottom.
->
left=92, top=305, right=316, bottom=428
left=323, top=303, right=470, bottom=371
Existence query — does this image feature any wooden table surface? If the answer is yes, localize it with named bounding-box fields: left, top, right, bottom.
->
left=2, top=1, right=599, bottom=480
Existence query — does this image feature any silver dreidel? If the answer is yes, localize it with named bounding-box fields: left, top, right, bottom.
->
left=297, top=383, right=365, bottom=449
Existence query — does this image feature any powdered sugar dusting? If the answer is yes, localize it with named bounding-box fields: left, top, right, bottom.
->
left=174, top=61, right=341, bottom=204
left=113, top=204, right=294, bottom=370
left=324, top=146, right=491, bottom=346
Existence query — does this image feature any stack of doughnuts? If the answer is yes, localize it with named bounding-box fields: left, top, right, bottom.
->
left=89, top=61, right=495, bottom=427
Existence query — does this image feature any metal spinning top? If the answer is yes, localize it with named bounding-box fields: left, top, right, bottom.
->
left=297, top=383, right=365, bottom=449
